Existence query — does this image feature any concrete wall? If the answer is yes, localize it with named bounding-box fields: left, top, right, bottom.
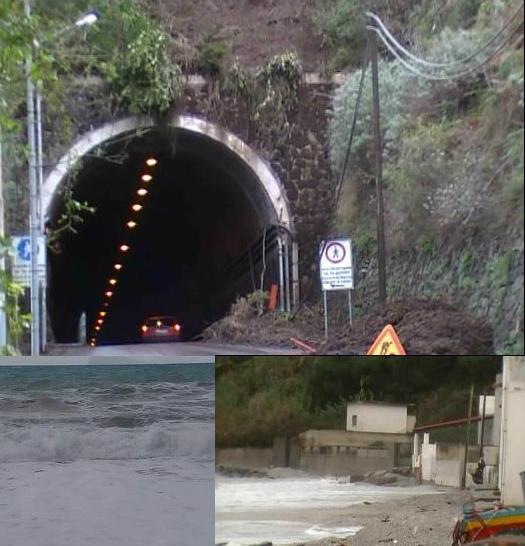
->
left=422, top=442, right=436, bottom=481
left=500, top=356, right=525, bottom=505
left=299, top=445, right=391, bottom=477
left=297, top=429, right=412, bottom=477
left=346, top=403, right=409, bottom=434
left=435, top=460, right=462, bottom=487
left=215, top=447, right=273, bottom=470
left=300, top=429, right=413, bottom=447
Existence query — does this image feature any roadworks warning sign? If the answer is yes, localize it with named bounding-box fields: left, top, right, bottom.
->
left=367, top=324, right=406, bottom=355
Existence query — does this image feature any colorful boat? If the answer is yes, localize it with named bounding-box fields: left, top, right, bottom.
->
left=453, top=504, right=525, bottom=544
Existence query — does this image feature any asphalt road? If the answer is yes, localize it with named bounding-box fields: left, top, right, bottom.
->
left=43, top=341, right=300, bottom=358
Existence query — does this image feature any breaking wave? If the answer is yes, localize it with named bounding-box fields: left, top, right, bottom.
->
left=0, top=422, right=213, bottom=463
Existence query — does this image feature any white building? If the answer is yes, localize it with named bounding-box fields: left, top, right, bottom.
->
left=499, top=356, right=525, bottom=506
left=346, top=402, right=415, bottom=434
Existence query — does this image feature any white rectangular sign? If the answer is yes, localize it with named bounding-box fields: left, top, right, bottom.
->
left=320, top=238, right=353, bottom=291
left=11, top=235, right=47, bottom=287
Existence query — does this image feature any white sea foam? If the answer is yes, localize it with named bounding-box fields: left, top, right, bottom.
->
left=215, top=476, right=438, bottom=545
left=0, top=421, right=213, bottom=463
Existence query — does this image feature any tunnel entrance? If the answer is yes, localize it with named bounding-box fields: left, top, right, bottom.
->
left=44, top=116, right=294, bottom=345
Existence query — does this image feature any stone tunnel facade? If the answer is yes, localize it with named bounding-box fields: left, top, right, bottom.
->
left=42, top=73, right=338, bottom=302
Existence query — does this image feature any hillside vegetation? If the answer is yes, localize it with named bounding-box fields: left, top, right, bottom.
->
left=326, top=0, right=523, bottom=353
left=215, top=355, right=501, bottom=447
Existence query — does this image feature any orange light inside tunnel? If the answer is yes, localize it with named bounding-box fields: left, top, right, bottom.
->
left=145, top=158, right=157, bottom=167
left=105, top=291, right=113, bottom=298
left=173, top=324, right=181, bottom=332
left=114, top=263, right=123, bottom=271
left=119, top=245, right=129, bottom=252
left=141, top=173, right=153, bottom=182
left=103, top=302, right=109, bottom=307
left=141, top=325, right=148, bottom=333
left=97, top=318, right=103, bottom=325
left=99, top=311, right=107, bottom=317
left=95, top=326, right=101, bottom=331
left=109, top=278, right=117, bottom=285
left=131, top=204, right=142, bottom=212
left=126, top=221, right=137, bottom=228
left=89, top=341, right=96, bottom=347
left=137, top=188, right=147, bottom=196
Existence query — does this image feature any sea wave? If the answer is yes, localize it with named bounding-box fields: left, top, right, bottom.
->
left=0, top=422, right=214, bottom=463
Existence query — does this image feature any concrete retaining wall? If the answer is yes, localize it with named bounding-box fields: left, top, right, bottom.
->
left=216, top=447, right=273, bottom=470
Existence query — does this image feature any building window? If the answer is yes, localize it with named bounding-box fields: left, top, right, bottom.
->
left=352, top=414, right=357, bottom=427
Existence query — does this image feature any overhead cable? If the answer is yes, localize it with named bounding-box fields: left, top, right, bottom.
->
left=366, top=20, right=523, bottom=81
left=366, top=4, right=524, bottom=69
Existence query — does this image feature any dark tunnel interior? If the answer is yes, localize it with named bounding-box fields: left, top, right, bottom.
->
left=47, top=126, right=282, bottom=344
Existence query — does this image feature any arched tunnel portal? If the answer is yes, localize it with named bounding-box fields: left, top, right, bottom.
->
left=43, top=116, right=294, bottom=345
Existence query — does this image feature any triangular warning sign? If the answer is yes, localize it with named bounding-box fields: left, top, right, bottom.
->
left=367, top=324, right=406, bottom=355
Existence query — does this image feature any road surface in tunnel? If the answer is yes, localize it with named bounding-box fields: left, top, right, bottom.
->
left=47, top=126, right=282, bottom=345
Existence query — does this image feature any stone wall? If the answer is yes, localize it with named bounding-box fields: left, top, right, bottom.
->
left=354, top=228, right=524, bottom=353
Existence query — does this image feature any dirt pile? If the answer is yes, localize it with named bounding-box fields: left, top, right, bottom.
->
left=148, top=0, right=326, bottom=70
left=202, top=297, right=494, bottom=354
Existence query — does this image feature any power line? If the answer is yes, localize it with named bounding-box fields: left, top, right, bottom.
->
left=333, top=37, right=371, bottom=219
left=366, top=4, right=524, bottom=70
left=366, top=18, right=523, bottom=81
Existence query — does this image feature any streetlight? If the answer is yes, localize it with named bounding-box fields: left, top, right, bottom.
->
left=25, top=1, right=100, bottom=355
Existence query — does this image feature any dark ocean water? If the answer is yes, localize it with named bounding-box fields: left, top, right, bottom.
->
left=0, top=363, right=214, bottom=462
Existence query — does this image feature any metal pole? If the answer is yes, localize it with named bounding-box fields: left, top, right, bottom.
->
left=370, top=31, right=387, bottom=306
left=25, top=0, right=40, bottom=355
left=36, top=90, right=46, bottom=352
left=461, top=384, right=475, bottom=489
left=291, top=241, right=299, bottom=310
left=323, top=290, right=328, bottom=339
left=479, top=393, right=487, bottom=459
left=283, top=235, right=291, bottom=313
left=348, top=290, right=353, bottom=327
left=0, top=130, right=7, bottom=349
left=277, top=236, right=285, bottom=312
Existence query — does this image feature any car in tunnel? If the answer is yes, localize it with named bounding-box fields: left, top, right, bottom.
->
left=140, top=316, right=182, bottom=342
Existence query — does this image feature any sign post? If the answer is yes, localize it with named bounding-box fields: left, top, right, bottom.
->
left=319, top=238, right=354, bottom=339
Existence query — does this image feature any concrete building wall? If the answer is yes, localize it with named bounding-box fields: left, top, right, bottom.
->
left=300, top=429, right=412, bottom=447
left=346, top=403, right=408, bottom=434
left=215, top=447, right=273, bottom=470
left=422, top=442, right=437, bottom=481
left=500, top=356, right=525, bottom=506
left=299, top=446, right=391, bottom=477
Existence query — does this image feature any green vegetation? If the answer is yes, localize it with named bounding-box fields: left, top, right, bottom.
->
left=0, top=237, right=31, bottom=354
left=325, top=0, right=523, bottom=352
left=196, top=32, right=229, bottom=76
left=216, top=356, right=501, bottom=447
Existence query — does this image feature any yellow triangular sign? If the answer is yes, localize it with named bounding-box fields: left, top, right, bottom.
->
left=367, top=324, right=406, bottom=355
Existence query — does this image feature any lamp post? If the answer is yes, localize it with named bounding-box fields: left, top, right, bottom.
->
left=24, top=0, right=99, bottom=355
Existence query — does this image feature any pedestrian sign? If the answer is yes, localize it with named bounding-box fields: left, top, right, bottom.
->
left=367, top=324, right=406, bottom=355
left=10, top=235, right=47, bottom=287
left=320, top=239, right=353, bottom=291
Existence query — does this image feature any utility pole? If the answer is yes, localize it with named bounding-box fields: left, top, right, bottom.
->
left=370, top=31, right=387, bottom=306
left=25, top=0, right=41, bottom=355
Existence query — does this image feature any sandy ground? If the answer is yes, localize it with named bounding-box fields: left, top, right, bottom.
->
left=288, top=488, right=471, bottom=546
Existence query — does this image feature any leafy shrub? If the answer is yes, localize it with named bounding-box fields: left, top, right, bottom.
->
left=94, top=0, right=183, bottom=114
left=196, top=32, right=229, bottom=76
